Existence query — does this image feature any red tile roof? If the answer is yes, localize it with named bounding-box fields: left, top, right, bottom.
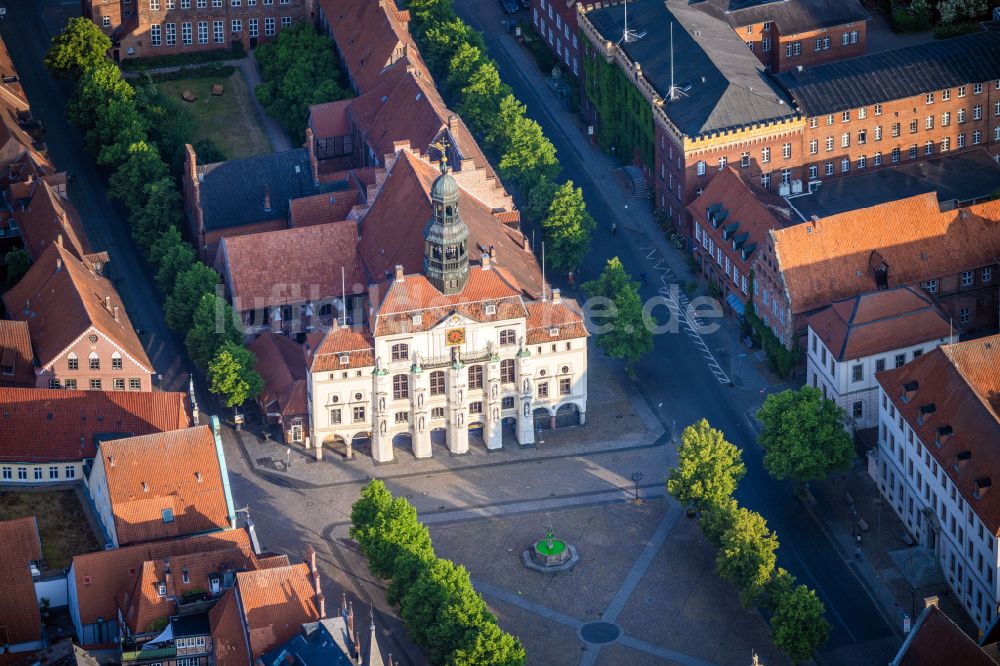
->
left=249, top=333, right=310, bottom=420
left=771, top=194, right=1000, bottom=315
left=0, top=319, right=35, bottom=387
left=0, top=517, right=42, bottom=646
left=357, top=151, right=541, bottom=298
left=71, top=529, right=256, bottom=630
left=11, top=179, right=91, bottom=261
left=373, top=268, right=526, bottom=337
left=210, top=587, right=251, bottom=666
left=288, top=190, right=361, bottom=227
left=876, top=335, right=1000, bottom=533
left=318, top=0, right=429, bottom=94
left=525, top=297, right=589, bottom=344
left=98, top=426, right=232, bottom=545
left=235, top=563, right=321, bottom=659
left=310, top=324, right=375, bottom=372
left=219, top=221, right=365, bottom=310
left=2, top=243, right=152, bottom=373
left=0, top=388, right=190, bottom=463
left=895, top=603, right=997, bottom=666
left=308, top=99, right=350, bottom=137
left=806, top=286, right=951, bottom=361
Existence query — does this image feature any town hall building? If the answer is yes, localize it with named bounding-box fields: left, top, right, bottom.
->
left=306, top=161, right=588, bottom=462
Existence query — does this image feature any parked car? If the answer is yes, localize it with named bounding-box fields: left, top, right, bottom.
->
left=501, top=0, right=520, bottom=13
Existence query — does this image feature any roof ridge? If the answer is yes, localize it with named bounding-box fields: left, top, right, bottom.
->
left=943, top=341, right=1000, bottom=423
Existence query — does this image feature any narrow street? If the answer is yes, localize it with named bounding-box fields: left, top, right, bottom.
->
left=453, top=0, right=897, bottom=657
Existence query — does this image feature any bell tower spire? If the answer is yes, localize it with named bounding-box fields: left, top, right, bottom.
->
left=423, top=143, right=469, bottom=295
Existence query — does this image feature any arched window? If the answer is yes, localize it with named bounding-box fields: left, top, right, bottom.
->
left=391, top=343, right=409, bottom=361
left=500, top=359, right=515, bottom=384
left=88, top=351, right=100, bottom=371
left=111, top=351, right=122, bottom=371
left=430, top=371, right=445, bottom=396
left=67, top=352, right=79, bottom=371
left=392, top=374, right=409, bottom=400
left=319, top=303, right=333, bottom=317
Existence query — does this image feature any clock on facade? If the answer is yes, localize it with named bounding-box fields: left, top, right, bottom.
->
left=445, top=328, right=466, bottom=346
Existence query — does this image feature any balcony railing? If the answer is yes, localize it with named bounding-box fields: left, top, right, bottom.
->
left=121, top=646, right=176, bottom=662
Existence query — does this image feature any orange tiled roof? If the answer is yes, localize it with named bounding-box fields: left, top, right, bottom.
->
left=308, top=99, right=350, bottom=137
left=98, top=426, right=232, bottom=545
left=0, top=319, right=35, bottom=387
left=220, top=221, right=365, bottom=310
left=525, top=297, right=589, bottom=344
left=210, top=587, right=251, bottom=666
left=72, top=529, right=255, bottom=630
left=373, top=268, right=526, bottom=337
left=11, top=179, right=91, bottom=261
left=806, top=286, right=951, bottom=361
left=310, top=324, right=375, bottom=372
left=236, top=563, right=321, bottom=659
left=2, top=243, right=152, bottom=372
left=772, top=193, right=1000, bottom=315
left=0, top=517, right=42, bottom=646
left=688, top=167, right=788, bottom=268
left=357, top=151, right=541, bottom=298
left=288, top=189, right=361, bottom=227
left=318, top=0, right=429, bottom=94
left=896, top=603, right=997, bottom=666
left=0, top=388, right=190, bottom=463
left=250, top=332, right=310, bottom=420
left=876, top=335, right=1000, bottom=533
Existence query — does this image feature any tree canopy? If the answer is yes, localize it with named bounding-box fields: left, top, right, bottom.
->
left=667, top=419, right=745, bottom=512
left=583, top=258, right=652, bottom=374
left=770, top=580, right=830, bottom=663
left=164, top=263, right=220, bottom=331
left=185, top=293, right=245, bottom=369
left=44, top=17, right=111, bottom=80
left=757, top=386, right=854, bottom=484
left=716, top=506, right=779, bottom=607
left=207, top=342, right=263, bottom=408
left=541, top=181, right=592, bottom=273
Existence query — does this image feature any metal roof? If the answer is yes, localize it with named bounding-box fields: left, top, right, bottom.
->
left=694, top=0, right=869, bottom=35
left=586, top=0, right=796, bottom=136
left=775, top=30, right=1000, bottom=116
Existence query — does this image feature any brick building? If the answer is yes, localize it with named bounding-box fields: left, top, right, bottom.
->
left=0, top=517, right=45, bottom=656
left=531, top=0, right=583, bottom=75
left=751, top=193, right=1000, bottom=348
left=695, top=0, right=869, bottom=73
left=578, top=3, right=1000, bottom=237
left=83, top=0, right=313, bottom=61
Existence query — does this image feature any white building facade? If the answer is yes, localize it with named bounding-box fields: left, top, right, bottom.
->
left=871, top=336, right=1000, bottom=631
left=307, top=166, right=588, bottom=462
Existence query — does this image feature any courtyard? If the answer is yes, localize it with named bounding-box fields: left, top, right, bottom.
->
left=157, top=70, right=272, bottom=160
left=0, top=487, right=102, bottom=570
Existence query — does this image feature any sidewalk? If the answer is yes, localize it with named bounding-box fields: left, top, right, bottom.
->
left=229, top=350, right=666, bottom=489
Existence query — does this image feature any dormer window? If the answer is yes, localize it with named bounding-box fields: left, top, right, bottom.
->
left=412, top=314, right=422, bottom=326
left=157, top=583, right=167, bottom=597
left=901, top=380, right=918, bottom=403
left=549, top=327, right=559, bottom=337
left=339, top=354, right=350, bottom=366
left=953, top=450, right=972, bottom=472
left=975, top=477, right=992, bottom=500
left=485, top=303, right=497, bottom=315
left=917, top=403, right=936, bottom=426
left=182, top=568, right=190, bottom=584
left=935, top=425, right=953, bottom=448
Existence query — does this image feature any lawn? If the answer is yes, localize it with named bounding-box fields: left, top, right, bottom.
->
left=0, top=489, right=102, bottom=570
left=158, top=71, right=272, bottom=160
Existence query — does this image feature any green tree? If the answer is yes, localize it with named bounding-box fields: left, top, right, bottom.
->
left=255, top=22, right=351, bottom=143
left=3, top=248, right=31, bottom=289
left=87, top=97, right=147, bottom=166
left=207, top=341, right=263, bottom=408
left=421, top=18, right=483, bottom=73
left=498, top=115, right=559, bottom=189
left=350, top=484, right=434, bottom=582
left=541, top=181, right=593, bottom=273
left=164, top=263, right=219, bottom=331
left=698, top=496, right=739, bottom=546
left=583, top=258, right=652, bottom=376
left=108, top=141, right=168, bottom=213
left=400, top=558, right=483, bottom=659
left=133, top=82, right=195, bottom=176
left=523, top=175, right=558, bottom=222
left=716, top=506, right=779, bottom=606
left=757, top=386, right=854, bottom=485
left=448, top=620, right=526, bottom=666
left=130, top=177, right=182, bottom=253
left=484, top=93, right=527, bottom=155
left=44, top=17, right=111, bottom=80
left=457, top=60, right=504, bottom=134
left=185, top=293, right=244, bottom=369
left=667, top=419, right=745, bottom=512
left=67, top=62, right=134, bottom=130
left=153, top=233, right=197, bottom=292
left=445, top=41, right=485, bottom=96
left=762, top=567, right=797, bottom=613
left=771, top=582, right=830, bottom=663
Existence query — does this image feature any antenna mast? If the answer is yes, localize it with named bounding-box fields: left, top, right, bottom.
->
left=619, top=0, right=642, bottom=44
left=666, top=22, right=688, bottom=101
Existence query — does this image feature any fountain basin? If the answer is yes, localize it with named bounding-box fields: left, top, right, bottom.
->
left=522, top=538, right=580, bottom=573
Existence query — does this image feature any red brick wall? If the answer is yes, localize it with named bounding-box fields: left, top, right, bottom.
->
left=773, top=22, right=867, bottom=72
left=38, top=332, right=153, bottom=392
left=531, top=0, right=582, bottom=75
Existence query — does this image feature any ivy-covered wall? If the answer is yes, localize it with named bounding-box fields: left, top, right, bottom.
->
left=582, top=42, right=655, bottom=168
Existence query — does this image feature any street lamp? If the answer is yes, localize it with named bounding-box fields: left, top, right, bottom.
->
left=631, top=471, right=644, bottom=504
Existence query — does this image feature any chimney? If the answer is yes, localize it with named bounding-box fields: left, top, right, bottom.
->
left=552, top=288, right=561, bottom=304
left=108, top=454, right=115, bottom=468
left=105, top=295, right=111, bottom=310
left=317, top=592, right=326, bottom=619
left=522, top=235, right=530, bottom=252
left=481, top=251, right=491, bottom=270
left=394, top=264, right=404, bottom=281
left=447, top=114, right=456, bottom=129
left=263, top=186, right=272, bottom=213
left=305, top=127, right=319, bottom=186
left=142, top=481, right=149, bottom=492
left=306, top=544, right=316, bottom=573
left=342, top=592, right=348, bottom=616
left=113, top=306, right=119, bottom=322
left=347, top=602, right=355, bottom=652
left=56, top=233, right=63, bottom=248
left=185, top=144, right=198, bottom=182
left=56, top=257, right=62, bottom=272
left=923, top=596, right=939, bottom=609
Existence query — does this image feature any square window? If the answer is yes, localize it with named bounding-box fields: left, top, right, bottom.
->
left=113, top=378, right=125, bottom=391
left=353, top=406, right=366, bottom=422
left=65, top=466, right=76, bottom=479
left=90, top=379, right=102, bottom=390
